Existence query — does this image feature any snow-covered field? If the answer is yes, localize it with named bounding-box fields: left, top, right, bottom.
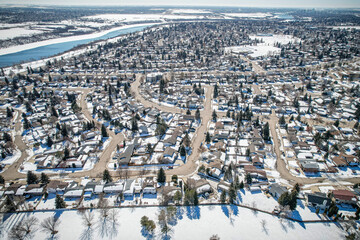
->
left=0, top=205, right=345, bottom=240
left=225, top=35, right=301, bottom=58
left=249, top=34, right=301, bottom=46
left=222, top=12, right=272, bottom=18
left=84, top=13, right=215, bottom=23
left=170, top=9, right=212, bottom=14
left=0, top=27, right=44, bottom=40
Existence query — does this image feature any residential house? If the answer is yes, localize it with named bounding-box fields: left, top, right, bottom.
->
left=332, top=189, right=358, bottom=204
left=269, top=183, right=288, bottom=198
left=305, top=192, right=331, bottom=209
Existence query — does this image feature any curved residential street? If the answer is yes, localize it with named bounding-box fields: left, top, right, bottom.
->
left=3, top=78, right=360, bottom=186
left=131, top=76, right=184, bottom=114
left=60, top=88, right=125, bottom=179
left=131, top=75, right=214, bottom=177
left=2, top=110, right=29, bottom=180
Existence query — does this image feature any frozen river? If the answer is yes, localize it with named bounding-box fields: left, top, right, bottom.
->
left=0, top=24, right=151, bottom=68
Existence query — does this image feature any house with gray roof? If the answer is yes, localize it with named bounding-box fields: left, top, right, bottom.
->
left=269, top=183, right=288, bottom=199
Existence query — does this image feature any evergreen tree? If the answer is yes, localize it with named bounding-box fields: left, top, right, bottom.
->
left=101, top=124, right=108, bottom=138
left=102, top=169, right=112, bottom=183
left=229, top=185, right=236, bottom=204
left=213, top=85, right=218, bottom=98
left=263, top=122, right=270, bottom=141
left=131, top=118, right=138, bottom=132
left=245, top=173, right=252, bottom=184
left=23, top=117, right=31, bottom=130
left=278, top=192, right=290, bottom=207
left=61, top=124, right=68, bottom=137
left=193, top=190, right=199, bottom=206
left=40, top=172, right=49, bottom=185
left=205, top=132, right=211, bottom=144
left=195, top=109, right=200, bottom=121
left=6, top=107, right=13, bottom=118
left=0, top=175, right=4, bottom=184
left=234, top=175, right=240, bottom=190
left=174, top=190, right=182, bottom=204
left=109, top=95, right=113, bottom=106
left=212, top=110, right=217, bottom=122
left=64, top=147, right=70, bottom=159
left=179, top=145, right=186, bottom=157
left=239, top=181, right=244, bottom=189
left=51, top=107, right=58, bottom=118
left=220, top=190, right=227, bottom=203
left=157, top=167, right=166, bottom=183
left=55, top=195, right=66, bottom=209
left=27, top=171, right=38, bottom=184
left=3, top=132, right=12, bottom=142
left=279, top=115, right=286, bottom=125
left=46, top=136, right=53, bottom=147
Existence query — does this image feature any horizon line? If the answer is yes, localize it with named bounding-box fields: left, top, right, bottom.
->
left=0, top=4, right=360, bottom=10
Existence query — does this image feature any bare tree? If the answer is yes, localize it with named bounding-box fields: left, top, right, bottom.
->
left=9, top=216, right=38, bottom=240
left=109, top=209, right=119, bottom=224
left=98, top=194, right=109, bottom=218
left=21, top=216, right=38, bottom=235
left=8, top=224, right=25, bottom=240
left=41, top=216, right=61, bottom=238
left=81, top=210, right=95, bottom=227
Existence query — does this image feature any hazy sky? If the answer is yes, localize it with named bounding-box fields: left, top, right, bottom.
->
left=0, top=0, right=359, bottom=8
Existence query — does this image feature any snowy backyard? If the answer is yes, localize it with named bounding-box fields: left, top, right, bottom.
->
left=0, top=205, right=345, bottom=240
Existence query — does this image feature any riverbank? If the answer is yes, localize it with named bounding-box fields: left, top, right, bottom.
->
left=0, top=23, right=157, bottom=56
left=1, top=23, right=157, bottom=72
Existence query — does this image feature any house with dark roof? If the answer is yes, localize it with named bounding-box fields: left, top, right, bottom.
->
left=305, top=192, right=331, bottom=209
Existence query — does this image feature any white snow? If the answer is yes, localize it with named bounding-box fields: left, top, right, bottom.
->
left=170, top=9, right=212, bottom=14
left=0, top=149, right=21, bottom=165
left=0, top=27, right=43, bottom=40
left=0, top=206, right=345, bottom=240
left=249, top=34, right=301, bottom=46
left=225, top=35, right=300, bottom=58
left=83, top=14, right=213, bottom=23
left=20, top=162, right=37, bottom=172
left=222, top=13, right=272, bottom=18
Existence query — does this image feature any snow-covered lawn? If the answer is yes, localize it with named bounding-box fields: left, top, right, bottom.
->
left=0, top=149, right=21, bottom=165
left=237, top=189, right=278, bottom=212
left=37, top=193, right=56, bottom=210
left=0, top=205, right=345, bottom=240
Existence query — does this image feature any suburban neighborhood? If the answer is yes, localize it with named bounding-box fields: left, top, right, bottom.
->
left=0, top=4, right=359, bottom=240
